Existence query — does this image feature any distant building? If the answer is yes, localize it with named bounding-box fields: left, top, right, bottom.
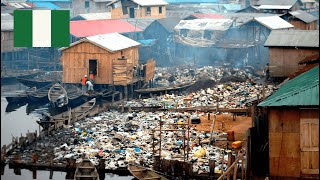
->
left=258, top=65, right=319, bottom=179
left=143, top=17, right=181, bottom=65
left=299, top=0, right=316, bottom=11
left=255, top=0, right=301, bottom=14
left=264, top=30, right=319, bottom=78
left=281, top=10, right=318, bottom=30
left=107, top=0, right=168, bottom=19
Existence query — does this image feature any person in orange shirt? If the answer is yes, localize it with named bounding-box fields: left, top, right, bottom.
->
left=80, top=75, right=88, bottom=93
left=89, top=71, right=94, bottom=84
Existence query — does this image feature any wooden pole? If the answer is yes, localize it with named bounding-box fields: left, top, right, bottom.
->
left=159, top=115, right=162, bottom=171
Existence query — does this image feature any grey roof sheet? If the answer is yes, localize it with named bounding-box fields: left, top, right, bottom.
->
left=289, top=10, right=318, bottom=23
left=264, top=30, right=319, bottom=47
left=256, top=0, right=297, bottom=6
left=156, top=17, right=182, bottom=32
left=123, top=18, right=156, bottom=30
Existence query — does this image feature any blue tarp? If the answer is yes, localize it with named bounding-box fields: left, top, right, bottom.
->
left=222, top=4, right=242, bottom=11
left=34, top=2, right=60, bottom=9
left=165, top=0, right=218, bottom=3
left=137, top=39, right=157, bottom=46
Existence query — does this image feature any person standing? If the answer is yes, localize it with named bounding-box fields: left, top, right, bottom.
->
left=81, top=75, right=88, bottom=93
left=264, top=63, right=270, bottom=81
left=86, top=79, right=94, bottom=94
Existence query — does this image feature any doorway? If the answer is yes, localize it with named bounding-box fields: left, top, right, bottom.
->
left=89, top=59, right=97, bottom=76
left=129, top=7, right=135, bottom=18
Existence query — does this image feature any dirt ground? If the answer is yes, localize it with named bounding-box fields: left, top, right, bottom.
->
left=191, top=113, right=252, bottom=149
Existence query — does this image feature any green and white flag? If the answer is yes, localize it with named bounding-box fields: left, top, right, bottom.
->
left=14, top=10, right=70, bottom=47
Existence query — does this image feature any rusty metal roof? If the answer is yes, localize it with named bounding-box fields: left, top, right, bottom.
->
left=258, top=66, right=319, bottom=107
left=264, top=30, right=319, bottom=47
left=289, top=10, right=318, bottom=23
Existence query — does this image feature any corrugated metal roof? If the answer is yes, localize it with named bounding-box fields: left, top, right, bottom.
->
left=165, top=0, right=218, bottom=3
left=70, top=19, right=142, bottom=38
left=34, top=2, right=60, bottom=9
left=289, top=10, right=318, bottom=23
left=191, top=13, right=224, bottom=19
left=264, top=30, right=319, bottom=47
left=156, top=17, right=182, bottom=32
left=77, top=12, right=111, bottom=20
left=7, top=2, right=31, bottom=8
left=258, top=5, right=292, bottom=9
left=124, top=18, right=156, bottom=30
left=132, top=0, right=168, bottom=6
left=253, top=16, right=294, bottom=29
left=108, top=0, right=168, bottom=6
left=300, top=0, right=315, bottom=3
left=257, top=0, right=297, bottom=6
left=258, top=66, right=319, bottom=107
left=174, top=19, right=233, bottom=31
left=60, top=33, right=140, bottom=52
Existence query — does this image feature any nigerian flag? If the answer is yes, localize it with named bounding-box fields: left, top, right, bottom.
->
left=14, top=10, right=70, bottom=47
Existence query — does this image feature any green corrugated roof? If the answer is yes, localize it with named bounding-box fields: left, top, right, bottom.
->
left=258, top=66, right=319, bottom=107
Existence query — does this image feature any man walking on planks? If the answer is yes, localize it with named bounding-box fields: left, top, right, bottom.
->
left=81, top=75, right=88, bottom=93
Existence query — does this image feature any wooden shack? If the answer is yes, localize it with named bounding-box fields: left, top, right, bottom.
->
left=107, top=0, right=168, bottom=19
left=264, top=30, right=319, bottom=78
left=258, top=66, right=319, bottom=179
left=59, top=33, right=155, bottom=97
left=281, top=10, right=318, bottom=30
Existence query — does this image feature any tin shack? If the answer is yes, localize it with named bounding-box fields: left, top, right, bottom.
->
left=258, top=66, right=319, bottom=179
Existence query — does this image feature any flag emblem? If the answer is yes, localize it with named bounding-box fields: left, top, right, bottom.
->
left=14, top=10, right=70, bottom=47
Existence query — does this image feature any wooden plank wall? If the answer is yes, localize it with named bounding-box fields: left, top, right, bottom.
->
left=269, top=47, right=319, bottom=78
left=269, top=108, right=319, bottom=178
left=1, top=31, right=14, bottom=52
left=289, top=21, right=317, bottom=30
left=145, top=59, right=156, bottom=82
left=61, top=41, right=139, bottom=85
left=111, top=5, right=166, bottom=19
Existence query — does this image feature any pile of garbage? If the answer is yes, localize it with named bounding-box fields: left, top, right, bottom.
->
left=154, top=66, right=260, bottom=88
left=127, top=82, right=275, bottom=108
left=9, top=111, right=240, bottom=174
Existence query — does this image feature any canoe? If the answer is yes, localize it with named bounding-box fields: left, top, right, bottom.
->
left=74, top=159, right=99, bottom=180
left=128, top=163, right=169, bottom=180
left=17, top=77, right=55, bottom=88
left=48, top=83, right=68, bottom=107
left=17, top=71, right=62, bottom=88
left=27, top=83, right=54, bottom=103
left=1, top=69, right=43, bottom=85
left=37, top=98, right=96, bottom=129
left=5, top=87, right=37, bottom=104
left=64, top=84, right=85, bottom=107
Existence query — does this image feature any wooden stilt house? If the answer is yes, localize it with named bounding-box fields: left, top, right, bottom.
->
left=258, top=66, right=319, bottom=179
left=59, top=33, right=155, bottom=98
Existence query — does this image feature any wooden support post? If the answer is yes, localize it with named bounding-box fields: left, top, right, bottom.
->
left=227, top=152, right=232, bottom=180
left=124, top=86, right=128, bottom=100
left=209, top=159, right=215, bottom=177
left=32, top=169, right=37, bottom=179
